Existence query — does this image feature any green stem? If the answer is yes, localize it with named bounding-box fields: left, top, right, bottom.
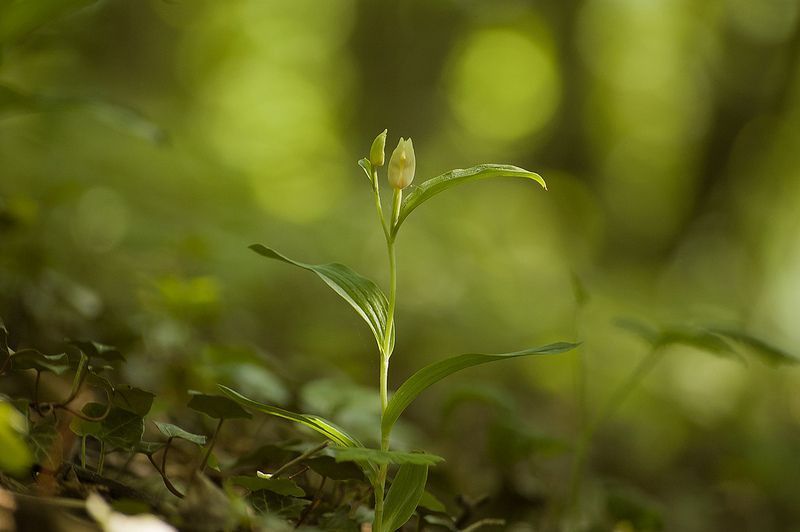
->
left=97, top=440, right=106, bottom=475
left=199, top=418, right=224, bottom=473
left=81, top=435, right=87, bottom=469
left=565, top=346, right=664, bottom=513
left=270, top=440, right=329, bottom=478
left=375, top=188, right=402, bottom=532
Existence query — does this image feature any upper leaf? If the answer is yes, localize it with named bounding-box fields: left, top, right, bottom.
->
left=249, top=244, right=392, bottom=355
left=381, top=463, right=429, bottom=532
left=382, top=342, right=578, bottom=440
left=392, top=164, right=546, bottom=235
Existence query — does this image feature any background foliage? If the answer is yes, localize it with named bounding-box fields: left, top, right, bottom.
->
left=2, top=0, right=800, bottom=530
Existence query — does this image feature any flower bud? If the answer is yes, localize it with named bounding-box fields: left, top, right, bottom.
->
left=387, top=137, right=415, bottom=189
left=370, top=129, right=387, bottom=167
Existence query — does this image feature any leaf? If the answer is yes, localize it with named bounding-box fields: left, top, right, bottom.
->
left=0, top=400, right=33, bottom=476
left=153, top=421, right=207, bottom=446
left=710, top=328, right=798, bottom=366
left=617, top=319, right=738, bottom=359
left=113, top=385, right=155, bottom=417
left=381, top=342, right=578, bottom=439
left=418, top=490, right=447, bottom=514
left=249, top=490, right=309, bottom=518
left=306, top=456, right=365, bottom=481
left=331, top=446, right=444, bottom=467
left=217, top=384, right=378, bottom=482
left=229, top=476, right=305, bottom=497
left=249, top=244, right=392, bottom=355
left=358, top=158, right=374, bottom=182
left=393, top=164, right=546, bottom=234
left=187, top=391, right=252, bottom=420
left=68, top=340, right=125, bottom=364
left=27, top=418, right=63, bottom=470
left=70, top=403, right=144, bottom=450
left=136, top=441, right=166, bottom=454
left=381, top=463, right=429, bottom=532
left=11, top=349, right=70, bottom=374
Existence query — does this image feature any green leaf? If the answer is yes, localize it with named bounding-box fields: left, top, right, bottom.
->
left=70, top=403, right=144, bottom=450
left=393, top=164, right=546, bottom=234
left=331, top=446, right=444, bottom=467
left=382, top=342, right=578, bottom=439
left=306, top=456, right=365, bottom=481
left=249, top=244, right=392, bottom=355
left=136, top=440, right=166, bottom=454
left=11, top=349, right=70, bottom=374
left=68, top=340, right=125, bottom=364
left=418, top=490, right=447, bottom=514
left=381, top=463, right=429, bottom=532
left=0, top=400, right=33, bottom=476
left=26, top=417, right=62, bottom=470
left=617, top=319, right=738, bottom=359
left=217, top=384, right=377, bottom=482
left=229, top=475, right=305, bottom=497
left=187, top=391, right=252, bottom=420
left=358, top=158, right=374, bottom=183
left=153, top=421, right=207, bottom=446
left=113, top=385, right=155, bottom=417
left=709, top=328, right=798, bottom=366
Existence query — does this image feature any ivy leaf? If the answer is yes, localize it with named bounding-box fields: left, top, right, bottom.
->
left=393, top=164, right=546, bottom=234
left=11, top=349, right=70, bottom=374
left=217, top=384, right=377, bottom=482
left=229, top=476, right=305, bottom=497
left=153, top=421, right=207, bottom=446
left=187, top=391, right=252, bottom=420
left=27, top=417, right=63, bottom=470
left=249, top=245, right=392, bottom=355
left=68, top=340, right=125, bottom=365
left=113, top=385, right=155, bottom=417
left=382, top=342, right=578, bottom=440
left=330, top=446, right=444, bottom=467
left=70, top=403, right=144, bottom=451
left=381, top=463, right=429, bottom=532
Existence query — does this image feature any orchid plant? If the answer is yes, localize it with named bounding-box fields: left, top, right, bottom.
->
left=220, top=131, right=578, bottom=531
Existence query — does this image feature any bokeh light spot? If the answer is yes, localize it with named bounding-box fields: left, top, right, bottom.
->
left=446, top=28, right=560, bottom=142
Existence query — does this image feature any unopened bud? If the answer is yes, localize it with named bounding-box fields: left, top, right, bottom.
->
left=387, top=137, right=415, bottom=189
left=370, top=129, right=387, bottom=167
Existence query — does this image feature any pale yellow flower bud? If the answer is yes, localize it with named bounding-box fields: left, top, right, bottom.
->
left=370, top=129, right=387, bottom=167
left=387, top=137, right=415, bottom=189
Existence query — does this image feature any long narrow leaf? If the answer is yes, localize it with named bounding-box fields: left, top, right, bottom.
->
left=249, top=244, right=392, bottom=355
left=381, top=463, right=429, bottom=532
left=382, top=342, right=578, bottom=439
left=217, top=384, right=378, bottom=481
left=393, top=164, right=546, bottom=234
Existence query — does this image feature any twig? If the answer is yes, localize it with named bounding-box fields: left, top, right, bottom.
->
left=198, top=418, right=224, bottom=473
left=295, top=476, right=326, bottom=528
left=146, top=453, right=185, bottom=499
left=269, top=441, right=329, bottom=479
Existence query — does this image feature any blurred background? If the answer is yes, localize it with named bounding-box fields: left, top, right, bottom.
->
left=1, top=0, right=800, bottom=530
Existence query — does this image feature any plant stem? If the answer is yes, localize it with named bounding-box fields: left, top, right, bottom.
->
left=97, top=441, right=106, bottom=475
left=565, top=346, right=664, bottom=514
left=375, top=187, right=402, bottom=532
left=81, top=435, right=87, bottom=468
left=270, top=440, right=329, bottom=478
left=198, top=418, right=224, bottom=473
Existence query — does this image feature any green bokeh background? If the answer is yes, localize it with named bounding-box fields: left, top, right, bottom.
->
left=2, top=0, right=800, bottom=530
